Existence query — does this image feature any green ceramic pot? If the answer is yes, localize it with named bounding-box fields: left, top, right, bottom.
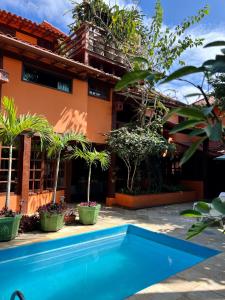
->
left=0, top=215, right=22, bottom=242
left=40, top=212, right=65, bottom=232
left=78, top=204, right=101, bottom=225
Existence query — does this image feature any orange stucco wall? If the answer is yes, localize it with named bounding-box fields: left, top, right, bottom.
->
left=16, top=31, right=37, bottom=45
left=0, top=194, right=20, bottom=212
left=87, top=96, right=112, bottom=143
left=2, top=56, right=112, bottom=143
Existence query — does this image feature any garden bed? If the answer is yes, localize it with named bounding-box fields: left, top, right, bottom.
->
left=106, top=191, right=196, bottom=209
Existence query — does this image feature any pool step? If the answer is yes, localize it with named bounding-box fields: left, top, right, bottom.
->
left=10, top=291, right=25, bottom=300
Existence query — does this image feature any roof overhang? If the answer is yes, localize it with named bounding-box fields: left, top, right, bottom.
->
left=0, top=32, right=120, bottom=84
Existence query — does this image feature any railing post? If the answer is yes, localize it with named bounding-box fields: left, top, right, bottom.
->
left=84, top=24, right=89, bottom=65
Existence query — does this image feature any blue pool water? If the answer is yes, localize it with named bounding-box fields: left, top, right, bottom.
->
left=0, top=225, right=219, bottom=300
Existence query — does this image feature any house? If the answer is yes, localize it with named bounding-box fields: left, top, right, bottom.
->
left=0, top=10, right=198, bottom=214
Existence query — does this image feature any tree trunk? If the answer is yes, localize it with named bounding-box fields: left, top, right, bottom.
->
left=5, top=144, right=13, bottom=209
left=87, top=164, right=92, bottom=204
left=52, top=151, right=61, bottom=204
left=130, top=161, right=138, bottom=192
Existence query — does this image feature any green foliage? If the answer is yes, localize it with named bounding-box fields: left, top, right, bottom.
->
left=47, top=132, right=87, bottom=158
left=180, top=198, right=225, bottom=239
left=69, top=0, right=144, bottom=56
left=107, top=126, right=170, bottom=192
left=161, top=66, right=205, bottom=84
left=68, top=147, right=110, bottom=170
left=0, top=96, right=52, bottom=146
left=68, top=146, right=110, bottom=203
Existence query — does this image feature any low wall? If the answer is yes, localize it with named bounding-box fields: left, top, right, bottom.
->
left=0, top=190, right=65, bottom=214
left=181, top=180, right=204, bottom=200
left=27, top=190, right=65, bottom=214
left=106, top=191, right=197, bottom=209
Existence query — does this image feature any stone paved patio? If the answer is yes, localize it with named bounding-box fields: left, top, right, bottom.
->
left=0, top=203, right=224, bottom=300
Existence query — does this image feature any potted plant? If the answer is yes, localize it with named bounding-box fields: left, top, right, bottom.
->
left=64, top=209, right=76, bottom=225
left=0, top=97, right=51, bottom=241
left=68, top=147, right=110, bottom=225
left=40, top=132, right=87, bottom=232
left=38, top=202, right=66, bottom=232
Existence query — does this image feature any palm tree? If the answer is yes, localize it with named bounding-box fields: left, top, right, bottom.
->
left=68, top=147, right=110, bottom=204
left=47, top=132, right=88, bottom=204
left=0, top=96, right=52, bottom=209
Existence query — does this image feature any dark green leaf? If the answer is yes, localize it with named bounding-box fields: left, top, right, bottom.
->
left=161, top=66, right=206, bottom=84
left=195, top=201, right=211, bottom=213
left=173, top=107, right=206, bottom=120
left=212, top=197, right=225, bottom=214
left=189, top=128, right=206, bottom=136
left=180, top=209, right=202, bottom=218
left=170, top=120, right=205, bottom=134
left=185, top=93, right=202, bottom=98
left=204, top=41, right=225, bottom=48
left=202, top=106, right=214, bottom=116
left=186, top=221, right=212, bottom=239
left=205, top=121, right=222, bottom=141
left=202, top=59, right=216, bottom=67
left=115, top=70, right=152, bottom=91
left=180, top=137, right=206, bottom=166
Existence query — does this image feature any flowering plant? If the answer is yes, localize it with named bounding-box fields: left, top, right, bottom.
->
left=79, top=201, right=98, bottom=207
left=0, top=208, right=18, bottom=217
left=37, top=202, right=66, bottom=215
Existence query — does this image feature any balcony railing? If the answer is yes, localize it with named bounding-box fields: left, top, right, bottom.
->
left=55, top=22, right=126, bottom=66
left=0, top=69, right=9, bottom=83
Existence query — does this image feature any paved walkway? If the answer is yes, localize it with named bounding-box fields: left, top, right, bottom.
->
left=0, top=203, right=224, bottom=300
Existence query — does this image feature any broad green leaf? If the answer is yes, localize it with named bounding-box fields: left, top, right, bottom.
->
left=212, top=198, right=225, bottom=214
left=161, top=66, right=206, bottom=84
left=170, top=120, right=205, bottom=134
left=210, top=60, right=225, bottom=74
left=163, top=107, right=206, bottom=124
left=202, top=59, right=216, bottom=67
left=186, top=221, right=212, bottom=239
left=202, top=106, right=214, bottom=116
left=115, top=70, right=152, bottom=91
left=204, top=41, right=225, bottom=48
left=180, top=136, right=206, bottom=166
left=195, top=201, right=211, bottom=213
left=189, top=128, right=206, bottom=136
left=205, top=121, right=222, bottom=141
left=180, top=209, right=202, bottom=218
left=185, top=93, right=202, bottom=98
left=173, top=107, right=206, bottom=120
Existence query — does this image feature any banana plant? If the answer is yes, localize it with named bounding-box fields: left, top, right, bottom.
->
left=181, top=197, right=225, bottom=239
left=159, top=41, right=225, bottom=165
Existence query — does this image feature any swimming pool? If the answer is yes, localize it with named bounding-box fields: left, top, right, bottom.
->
left=0, top=224, right=220, bottom=300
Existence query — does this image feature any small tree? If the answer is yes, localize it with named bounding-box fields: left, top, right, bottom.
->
left=0, top=97, right=51, bottom=209
left=68, top=147, right=110, bottom=204
left=47, top=132, right=88, bottom=204
left=107, top=126, right=171, bottom=193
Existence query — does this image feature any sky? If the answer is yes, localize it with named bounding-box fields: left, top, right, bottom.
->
left=1, top=0, right=225, bottom=103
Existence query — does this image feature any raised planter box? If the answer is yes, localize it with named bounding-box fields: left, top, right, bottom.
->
left=106, top=191, right=196, bottom=209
